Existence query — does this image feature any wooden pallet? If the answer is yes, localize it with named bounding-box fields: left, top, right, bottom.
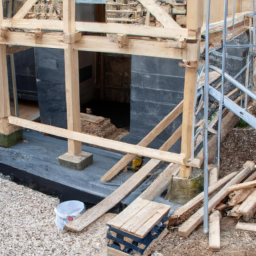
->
left=106, top=198, right=170, bottom=255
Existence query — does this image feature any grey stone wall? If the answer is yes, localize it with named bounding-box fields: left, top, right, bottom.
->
left=121, top=56, right=185, bottom=153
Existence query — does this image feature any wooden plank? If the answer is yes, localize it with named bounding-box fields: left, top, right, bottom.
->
left=2, top=19, right=196, bottom=40
left=64, top=159, right=163, bottom=232
left=135, top=205, right=170, bottom=238
left=0, top=31, right=66, bottom=49
left=107, top=197, right=151, bottom=229
left=209, top=211, right=221, bottom=251
left=100, top=102, right=183, bottom=182
left=228, top=168, right=256, bottom=206
left=197, top=109, right=240, bottom=166
left=119, top=201, right=170, bottom=237
left=237, top=189, right=256, bottom=221
left=8, top=116, right=187, bottom=165
left=139, top=163, right=180, bottom=201
left=209, top=167, right=219, bottom=186
left=168, top=171, right=237, bottom=226
left=138, top=0, right=181, bottom=29
left=107, top=247, right=129, bottom=256
left=12, top=0, right=37, bottom=19
left=228, top=180, right=256, bottom=193
left=121, top=202, right=161, bottom=233
left=73, top=36, right=199, bottom=61
left=236, top=222, right=256, bottom=232
left=178, top=163, right=253, bottom=237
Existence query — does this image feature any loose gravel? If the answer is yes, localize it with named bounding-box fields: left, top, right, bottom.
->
left=0, top=174, right=115, bottom=256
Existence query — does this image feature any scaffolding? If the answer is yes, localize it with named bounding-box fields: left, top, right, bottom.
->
left=203, top=0, right=256, bottom=234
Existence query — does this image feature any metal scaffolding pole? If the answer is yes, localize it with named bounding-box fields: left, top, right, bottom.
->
left=203, top=0, right=211, bottom=235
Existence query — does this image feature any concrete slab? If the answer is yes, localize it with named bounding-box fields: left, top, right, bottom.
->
left=58, top=151, right=93, bottom=170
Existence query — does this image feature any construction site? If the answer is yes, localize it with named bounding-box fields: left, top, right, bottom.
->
left=1, top=0, right=256, bottom=255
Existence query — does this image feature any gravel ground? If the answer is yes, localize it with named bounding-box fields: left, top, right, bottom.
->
left=0, top=174, right=115, bottom=256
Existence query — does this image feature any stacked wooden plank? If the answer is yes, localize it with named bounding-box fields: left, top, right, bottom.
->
left=167, top=161, right=256, bottom=252
left=106, top=198, right=171, bottom=255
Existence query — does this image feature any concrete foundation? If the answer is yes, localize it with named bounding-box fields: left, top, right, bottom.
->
left=58, top=151, right=93, bottom=171
left=0, top=130, right=23, bottom=148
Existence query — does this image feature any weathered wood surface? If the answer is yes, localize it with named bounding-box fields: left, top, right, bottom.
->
left=178, top=162, right=253, bottom=237
left=209, top=211, right=221, bottom=251
left=107, top=198, right=170, bottom=238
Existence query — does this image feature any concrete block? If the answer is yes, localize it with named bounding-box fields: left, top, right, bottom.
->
left=58, top=151, right=93, bottom=171
left=0, top=129, right=23, bottom=148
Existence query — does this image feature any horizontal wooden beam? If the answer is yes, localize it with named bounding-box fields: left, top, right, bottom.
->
left=0, top=31, right=197, bottom=59
left=74, top=35, right=198, bottom=60
left=1, top=19, right=196, bottom=40
left=8, top=116, right=188, bottom=165
left=0, top=31, right=66, bottom=49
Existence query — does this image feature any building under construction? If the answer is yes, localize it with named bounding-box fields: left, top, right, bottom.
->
left=1, top=0, right=256, bottom=255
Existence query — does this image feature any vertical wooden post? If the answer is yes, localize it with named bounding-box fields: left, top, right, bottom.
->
left=63, top=0, right=82, bottom=156
left=0, top=0, right=11, bottom=120
left=180, top=0, right=204, bottom=178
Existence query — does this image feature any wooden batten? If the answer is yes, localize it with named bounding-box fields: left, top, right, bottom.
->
left=209, top=211, right=221, bottom=251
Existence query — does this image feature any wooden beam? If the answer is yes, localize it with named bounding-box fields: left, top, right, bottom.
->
left=1, top=19, right=196, bottom=40
left=178, top=163, right=253, bottom=237
left=12, top=0, right=37, bottom=20
left=0, top=32, right=198, bottom=60
left=64, top=127, right=182, bottom=232
left=63, top=0, right=82, bottom=156
left=100, top=101, right=183, bottom=182
left=138, top=0, right=181, bottom=29
left=236, top=222, right=256, bottom=232
left=8, top=116, right=187, bottom=165
left=228, top=168, right=256, bottom=206
left=168, top=171, right=237, bottom=226
left=209, top=211, right=221, bottom=251
left=140, top=163, right=180, bottom=201
left=0, top=1, right=10, bottom=119
left=237, top=188, right=256, bottom=222
left=228, top=180, right=256, bottom=193
left=0, top=31, right=66, bottom=49
left=65, top=158, right=168, bottom=232
left=180, top=0, right=203, bottom=178
left=74, top=36, right=198, bottom=60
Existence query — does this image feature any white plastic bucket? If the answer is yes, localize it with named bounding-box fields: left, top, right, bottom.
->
left=54, top=200, right=86, bottom=230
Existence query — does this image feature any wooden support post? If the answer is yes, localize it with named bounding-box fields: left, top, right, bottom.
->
left=0, top=1, right=22, bottom=147
left=180, top=0, right=204, bottom=178
left=0, top=0, right=10, bottom=119
left=63, top=0, right=82, bottom=156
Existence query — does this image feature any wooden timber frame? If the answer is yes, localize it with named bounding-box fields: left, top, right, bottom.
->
left=0, top=0, right=205, bottom=171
